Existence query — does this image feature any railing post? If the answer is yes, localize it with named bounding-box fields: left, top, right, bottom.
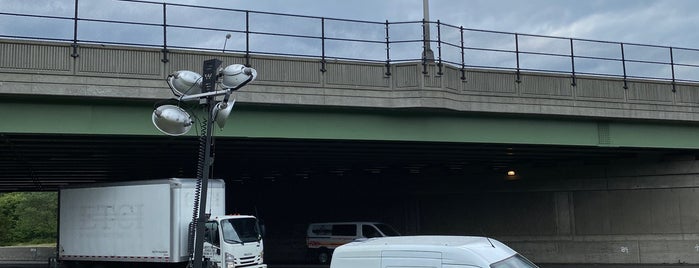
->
left=621, top=43, right=628, bottom=89
left=245, top=11, right=250, bottom=67
left=670, top=47, right=676, bottom=92
left=460, top=26, right=466, bottom=81
left=436, top=20, right=443, bottom=76
left=570, top=38, right=576, bottom=86
left=320, top=17, right=326, bottom=73
left=161, top=2, right=169, bottom=63
left=515, top=33, right=521, bottom=83
left=70, top=0, right=79, bottom=58
left=384, top=20, right=391, bottom=76
left=421, top=19, right=429, bottom=75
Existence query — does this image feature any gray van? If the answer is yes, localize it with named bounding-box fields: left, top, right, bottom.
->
left=306, top=222, right=400, bottom=264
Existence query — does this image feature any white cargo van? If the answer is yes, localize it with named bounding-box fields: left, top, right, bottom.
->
left=330, top=235, right=538, bottom=268
left=306, top=222, right=400, bottom=264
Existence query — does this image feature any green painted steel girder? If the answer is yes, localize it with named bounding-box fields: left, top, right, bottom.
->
left=2, top=98, right=699, bottom=149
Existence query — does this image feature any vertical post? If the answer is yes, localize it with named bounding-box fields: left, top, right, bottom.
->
left=422, top=0, right=434, bottom=61
left=515, top=33, right=521, bottom=83
left=670, top=47, right=676, bottom=92
left=421, top=20, right=429, bottom=75
left=320, top=17, right=327, bottom=72
left=621, top=43, right=628, bottom=89
left=71, top=0, right=79, bottom=58
left=570, top=38, right=576, bottom=86
left=191, top=59, right=221, bottom=268
left=385, top=20, right=391, bottom=76
left=245, top=11, right=251, bottom=67
left=161, top=2, right=169, bottom=63
left=54, top=190, right=61, bottom=266
left=436, top=20, right=443, bottom=76
left=460, top=26, right=466, bottom=81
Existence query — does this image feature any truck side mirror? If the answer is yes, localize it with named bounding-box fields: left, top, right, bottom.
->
left=260, top=224, right=266, bottom=238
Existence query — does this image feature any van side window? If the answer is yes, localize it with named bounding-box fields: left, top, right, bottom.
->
left=362, top=225, right=382, bottom=238
left=375, top=223, right=401, bottom=236
left=311, top=224, right=332, bottom=236
left=332, top=224, right=357, bottom=236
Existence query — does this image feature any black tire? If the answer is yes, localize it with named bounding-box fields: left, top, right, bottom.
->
left=317, top=249, right=331, bottom=264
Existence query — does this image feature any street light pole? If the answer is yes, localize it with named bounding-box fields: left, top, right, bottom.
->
left=422, top=0, right=434, bottom=61
left=190, top=59, right=221, bottom=268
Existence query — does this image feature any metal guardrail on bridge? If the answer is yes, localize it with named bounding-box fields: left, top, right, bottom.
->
left=2, top=0, right=699, bottom=90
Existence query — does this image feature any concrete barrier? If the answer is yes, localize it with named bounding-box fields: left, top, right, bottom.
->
left=0, top=246, right=55, bottom=261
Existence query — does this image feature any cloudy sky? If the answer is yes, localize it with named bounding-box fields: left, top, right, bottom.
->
left=3, top=0, right=699, bottom=80
left=179, top=0, right=699, bottom=47
left=4, top=0, right=699, bottom=46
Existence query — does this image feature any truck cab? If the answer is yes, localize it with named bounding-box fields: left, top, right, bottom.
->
left=203, top=215, right=266, bottom=268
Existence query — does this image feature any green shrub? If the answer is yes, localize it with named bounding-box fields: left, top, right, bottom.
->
left=0, top=192, right=57, bottom=246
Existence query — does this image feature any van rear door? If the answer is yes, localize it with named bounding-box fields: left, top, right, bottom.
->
left=381, top=250, right=442, bottom=268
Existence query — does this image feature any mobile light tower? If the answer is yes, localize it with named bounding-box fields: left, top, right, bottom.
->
left=152, top=59, right=257, bottom=268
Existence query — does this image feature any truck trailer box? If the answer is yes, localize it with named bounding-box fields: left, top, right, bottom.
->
left=58, top=178, right=225, bottom=263
left=330, top=236, right=538, bottom=268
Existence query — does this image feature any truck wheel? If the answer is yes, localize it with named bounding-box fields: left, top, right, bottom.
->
left=318, top=249, right=331, bottom=264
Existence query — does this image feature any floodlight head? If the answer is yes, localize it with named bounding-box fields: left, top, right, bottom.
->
left=152, top=104, right=193, bottom=136
left=167, top=70, right=203, bottom=96
left=213, top=99, right=236, bottom=128
left=220, top=64, right=257, bottom=90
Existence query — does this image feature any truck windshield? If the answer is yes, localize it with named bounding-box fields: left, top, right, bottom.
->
left=490, top=254, right=538, bottom=268
left=375, top=223, right=400, bottom=236
left=221, top=218, right=261, bottom=244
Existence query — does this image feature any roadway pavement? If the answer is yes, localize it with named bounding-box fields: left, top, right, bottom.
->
left=2, top=262, right=699, bottom=268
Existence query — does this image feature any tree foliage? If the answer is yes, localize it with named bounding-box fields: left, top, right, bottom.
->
left=0, top=192, right=57, bottom=246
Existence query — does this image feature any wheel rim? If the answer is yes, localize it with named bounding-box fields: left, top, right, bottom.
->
left=319, top=252, right=329, bottom=263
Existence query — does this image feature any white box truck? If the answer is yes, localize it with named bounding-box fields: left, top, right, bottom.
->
left=57, top=178, right=266, bottom=268
left=330, top=235, right=538, bottom=268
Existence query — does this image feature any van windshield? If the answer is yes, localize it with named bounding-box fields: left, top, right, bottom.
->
left=490, top=254, right=538, bottom=268
left=221, top=218, right=261, bottom=244
left=375, top=223, right=400, bottom=236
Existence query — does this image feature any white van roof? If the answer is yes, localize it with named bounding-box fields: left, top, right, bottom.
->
left=333, top=235, right=519, bottom=267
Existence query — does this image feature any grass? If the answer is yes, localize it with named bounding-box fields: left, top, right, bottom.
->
left=4, top=243, right=56, bottom=248
left=1, top=240, right=56, bottom=248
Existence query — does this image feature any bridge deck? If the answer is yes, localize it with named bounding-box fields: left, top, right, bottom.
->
left=1, top=39, right=699, bottom=124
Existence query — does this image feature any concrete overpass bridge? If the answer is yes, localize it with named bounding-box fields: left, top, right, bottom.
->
left=3, top=1, right=699, bottom=265
left=2, top=37, right=699, bottom=185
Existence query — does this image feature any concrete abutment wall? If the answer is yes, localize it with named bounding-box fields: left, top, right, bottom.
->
left=417, top=158, right=699, bottom=264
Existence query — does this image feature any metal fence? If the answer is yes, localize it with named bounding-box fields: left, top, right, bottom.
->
left=2, top=0, right=699, bottom=89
